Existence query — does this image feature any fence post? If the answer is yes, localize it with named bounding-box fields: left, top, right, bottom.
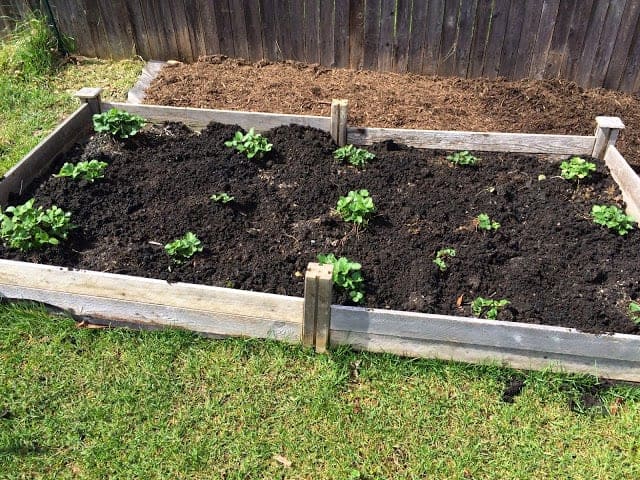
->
left=331, top=99, right=349, bottom=146
left=592, top=116, right=625, bottom=160
left=74, top=87, right=103, bottom=115
left=303, top=262, right=333, bottom=352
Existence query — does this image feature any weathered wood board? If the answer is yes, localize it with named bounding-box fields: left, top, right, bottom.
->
left=331, top=306, right=640, bottom=382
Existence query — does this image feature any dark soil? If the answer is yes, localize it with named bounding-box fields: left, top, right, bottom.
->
left=144, top=56, right=640, bottom=171
left=2, top=123, right=640, bottom=335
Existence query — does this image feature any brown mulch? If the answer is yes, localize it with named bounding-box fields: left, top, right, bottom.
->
left=143, top=56, right=640, bottom=169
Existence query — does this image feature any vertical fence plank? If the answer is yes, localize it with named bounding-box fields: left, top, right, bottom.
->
left=243, top=0, right=263, bottom=60
left=215, top=1, right=236, bottom=57
left=437, top=0, right=460, bottom=76
left=467, top=0, right=492, bottom=77
left=318, top=0, right=334, bottom=66
left=169, top=0, right=196, bottom=61
left=348, top=0, right=365, bottom=69
left=497, top=0, right=525, bottom=79
left=559, top=0, right=594, bottom=81
left=482, top=0, right=510, bottom=79
left=618, top=18, right=640, bottom=92
left=333, top=0, right=349, bottom=67
left=603, top=1, right=640, bottom=90
left=528, top=0, right=559, bottom=79
left=362, top=0, right=381, bottom=69
left=573, top=1, right=608, bottom=84
left=377, top=0, right=395, bottom=71
left=393, top=0, right=412, bottom=72
left=511, top=0, right=543, bottom=80
left=544, top=0, right=576, bottom=79
left=52, top=0, right=97, bottom=57
left=138, top=0, right=170, bottom=59
left=183, top=0, right=207, bottom=59
left=423, top=0, right=445, bottom=74
left=406, top=0, right=428, bottom=73
left=453, top=0, right=477, bottom=78
left=260, top=0, right=277, bottom=60
left=228, top=0, right=250, bottom=60
left=273, top=0, right=293, bottom=61
left=589, top=0, right=627, bottom=88
left=288, top=0, right=305, bottom=61
left=126, top=0, right=152, bottom=59
left=304, top=0, right=319, bottom=63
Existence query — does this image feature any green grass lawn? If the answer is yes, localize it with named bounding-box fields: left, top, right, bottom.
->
left=1, top=17, right=639, bottom=480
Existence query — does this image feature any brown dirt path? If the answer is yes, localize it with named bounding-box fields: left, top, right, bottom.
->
left=144, top=56, right=640, bottom=169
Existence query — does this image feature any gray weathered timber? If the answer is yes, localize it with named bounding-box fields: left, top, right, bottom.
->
left=0, top=103, right=92, bottom=206
left=127, top=61, right=166, bottom=104
left=331, top=306, right=640, bottom=381
left=101, top=102, right=331, bottom=132
left=604, top=145, right=640, bottom=222
left=347, top=127, right=595, bottom=155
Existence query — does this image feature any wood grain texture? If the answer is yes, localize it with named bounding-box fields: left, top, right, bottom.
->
left=423, top=0, right=445, bottom=74
left=333, top=0, right=350, bottom=68
left=588, top=0, right=626, bottom=87
left=393, top=0, right=412, bottom=72
left=437, top=0, right=459, bottom=76
left=347, top=126, right=595, bottom=154
left=406, top=0, right=428, bottom=73
left=604, top=146, right=640, bottom=222
left=603, top=0, right=640, bottom=90
left=304, top=0, right=320, bottom=64
left=468, top=0, right=492, bottom=77
left=377, top=0, right=395, bottom=71
left=330, top=306, right=640, bottom=381
left=0, top=259, right=304, bottom=324
left=0, top=104, right=92, bottom=206
left=574, top=1, right=609, bottom=85
left=481, top=0, right=510, bottom=79
left=101, top=102, right=331, bottom=131
left=348, top=0, right=365, bottom=69
left=528, top=0, right=560, bottom=79
left=454, top=0, right=478, bottom=78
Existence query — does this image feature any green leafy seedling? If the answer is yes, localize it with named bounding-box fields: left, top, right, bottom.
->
left=336, top=189, right=376, bottom=226
left=92, top=108, right=146, bottom=139
left=164, top=232, right=203, bottom=263
left=433, top=247, right=456, bottom=272
left=560, top=156, right=596, bottom=180
left=317, top=253, right=365, bottom=303
left=55, top=159, right=108, bottom=182
left=210, top=193, right=234, bottom=204
left=472, top=297, right=510, bottom=320
left=334, top=144, right=375, bottom=167
left=591, top=205, right=635, bottom=235
left=476, top=213, right=500, bottom=231
left=629, top=301, right=640, bottom=325
left=0, top=198, right=74, bottom=251
left=224, top=128, right=273, bottom=159
left=447, top=150, right=479, bottom=166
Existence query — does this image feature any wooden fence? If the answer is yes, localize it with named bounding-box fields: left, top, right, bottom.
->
left=1, top=0, right=639, bottom=92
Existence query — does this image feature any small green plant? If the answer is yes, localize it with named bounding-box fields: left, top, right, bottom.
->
left=333, top=144, right=375, bottom=167
left=92, top=108, right=146, bottom=139
left=317, top=253, right=365, bottom=303
left=447, top=150, right=479, bottom=166
left=224, top=128, right=273, bottom=159
left=476, top=213, right=500, bottom=231
left=164, top=232, right=203, bottom=263
left=591, top=205, right=635, bottom=235
left=472, top=297, right=510, bottom=320
left=433, top=247, right=456, bottom=272
left=55, top=159, right=108, bottom=182
left=210, top=192, right=234, bottom=204
left=560, top=156, right=596, bottom=180
left=0, top=198, right=73, bottom=251
left=629, top=302, right=640, bottom=325
left=336, top=189, right=376, bottom=226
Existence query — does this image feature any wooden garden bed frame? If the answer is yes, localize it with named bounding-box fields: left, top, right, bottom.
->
left=1, top=88, right=639, bottom=381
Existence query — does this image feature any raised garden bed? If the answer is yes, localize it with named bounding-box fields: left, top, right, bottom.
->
left=1, top=89, right=639, bottom=380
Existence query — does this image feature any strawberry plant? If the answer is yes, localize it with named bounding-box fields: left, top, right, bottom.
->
left=630, top=301, right=640, bottom=325
left=210, top=192, right=234, bottom=204
left=225, top=128, right=272, bottom=159
left=447, top=150, right=479, bottom=166
left=334, top=144, right=375, bottom=167
left=92, top=108, right=146, bottom=139
left=433, top=247, right=456, bottom=272
left=55, top=159, right=108, bottom=182
left=164, top=232, right=203, bottom=263
left=336, top=189, right=376, bottom=226
left=317, top=253, right=365, bottom=303
left=0, top=198, right=73, bottom=251
left=476, top=213, right=500, bottom=231
left=591, top=205, right=635, bottom=235
left=560, top=156, right=596, bottom=180
left=472, top=297, right=510, bottom=320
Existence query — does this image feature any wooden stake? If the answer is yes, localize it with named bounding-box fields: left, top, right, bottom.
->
left=303, top=262, right=334, bottom=352
left=592, top=116, right=625, bottom=160
left=74, top=87, right=103, bottom=114
left=330, top=99, right=349, bottom=146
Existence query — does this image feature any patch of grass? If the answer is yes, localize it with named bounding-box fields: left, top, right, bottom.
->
left=0, top=304, right=639, bottom=478
left=0, top=16, right=142, bottom=174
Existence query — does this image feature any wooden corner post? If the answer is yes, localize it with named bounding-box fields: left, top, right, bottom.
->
left=592, top=116, right=625, bottom=160
left=74, top=87, right=104, bottom=114
left=330, top=99, right=348, bottom=147
left=303, top=262, right=333, bottom=353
